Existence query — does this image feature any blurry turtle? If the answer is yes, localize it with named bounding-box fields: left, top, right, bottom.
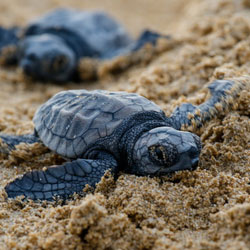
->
left=0, top=8, right=168, bottom=82
left=0, top=79, right=242, bottom=201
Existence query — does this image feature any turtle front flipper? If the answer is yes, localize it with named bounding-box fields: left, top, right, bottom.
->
left=0, top=26, right=20, bottom=65
left=170, top=79, right=245, bottom=130
left=5, top=153, right=117, bottom=201
left=131, top=30, right=170, bottom=52
left=0, top=133, right=40, bottom=155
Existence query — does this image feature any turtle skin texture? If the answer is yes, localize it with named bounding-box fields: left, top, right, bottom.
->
left=0, top=8, right=169, bottom=82
left=0, top=79, right=243, bottom=201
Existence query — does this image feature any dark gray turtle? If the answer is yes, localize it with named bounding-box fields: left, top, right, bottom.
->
left=0, top=79, right=241, bottom=201
left=0, top=8, right=168, bottom=82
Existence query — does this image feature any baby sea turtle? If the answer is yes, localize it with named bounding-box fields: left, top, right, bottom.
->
left=0, top=8, right=168, bottom=82
left=0, top=79, right=241, bottom=201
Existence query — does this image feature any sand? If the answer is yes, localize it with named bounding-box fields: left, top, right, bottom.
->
left=0, top=0, right=249, bottom=249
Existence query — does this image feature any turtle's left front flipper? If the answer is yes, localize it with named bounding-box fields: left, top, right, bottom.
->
left=170, top=78, right=247, bottom=130
left=5, top=152, right=118, bottom=201
left=0, top=26, right=20, bottom=65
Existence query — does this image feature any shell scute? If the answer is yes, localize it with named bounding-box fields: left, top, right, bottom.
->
left=33, top=89, right=162, bottom=158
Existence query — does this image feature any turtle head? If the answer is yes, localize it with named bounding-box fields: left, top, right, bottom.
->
left=19, top=34, right=76, bottom=82
left=132, top=127, right=201, bottom=175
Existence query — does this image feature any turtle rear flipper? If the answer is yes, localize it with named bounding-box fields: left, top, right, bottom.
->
left=0, top=26, right=20, bottom=65
left=0, top=133, right=40, bottom=155
left=170, top=79, right=245, bottom=130
left=5, top=152, right=117, bottom=201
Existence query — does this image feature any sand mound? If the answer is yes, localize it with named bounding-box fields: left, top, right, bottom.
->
left=0, top=0, right=249, bottom=249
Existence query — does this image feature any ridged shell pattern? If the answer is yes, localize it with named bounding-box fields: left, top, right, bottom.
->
left=33, top=90, right=163, bottom=158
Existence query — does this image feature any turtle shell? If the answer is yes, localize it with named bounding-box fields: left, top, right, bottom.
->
left=33, top=89, right=163, bottom=158
left=24, top=8, right=132, bottom=58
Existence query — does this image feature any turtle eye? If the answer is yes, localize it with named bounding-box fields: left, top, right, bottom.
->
left=155, top=147, right=164, bottom=161
left=149, top=145, right=168, bottom=164
left=149, top=143, right=178, bottom=167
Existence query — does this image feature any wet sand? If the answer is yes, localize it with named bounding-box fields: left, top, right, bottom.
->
left=0, top=0, right=249, bottom=249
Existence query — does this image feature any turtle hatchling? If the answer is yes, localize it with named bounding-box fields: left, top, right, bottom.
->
left=0, top=79, right=242, bottom=201
left=0, top=8, right=168, bottom=82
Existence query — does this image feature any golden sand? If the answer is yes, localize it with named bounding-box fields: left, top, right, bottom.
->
left=0, top=0, right=249, bottom=249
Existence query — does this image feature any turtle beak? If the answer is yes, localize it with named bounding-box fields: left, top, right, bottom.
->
left=191, top=157, right=199, bottom=170
left=21, top=59, right=34, bottom=75
left=157, top=152, right=199, bottom=174
left=20, top=53, right=39, bottom=77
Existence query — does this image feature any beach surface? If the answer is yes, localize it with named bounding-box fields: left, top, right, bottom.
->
left=0, top=0, right=249, bottom=249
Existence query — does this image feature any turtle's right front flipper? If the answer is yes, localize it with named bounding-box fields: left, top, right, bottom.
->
left=5, top=152, right=117, bottom=201
left=169, top=79, right=246, bottom=130
left=0, top=26, right=20, bottom=65
left=0, top=133, right=40, bottom=156
left=131, top=30, right=171, bottom=52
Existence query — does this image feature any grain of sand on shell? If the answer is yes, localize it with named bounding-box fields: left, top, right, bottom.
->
left=0, top=0, right=249, bottom=249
